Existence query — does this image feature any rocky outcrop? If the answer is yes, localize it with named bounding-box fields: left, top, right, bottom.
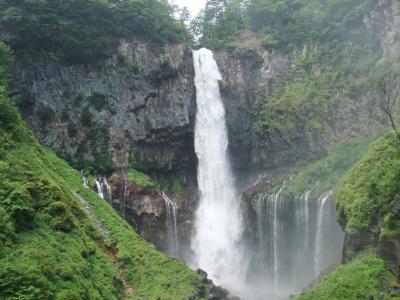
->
left=341, top=227, right=400, bottom=273
left=105, top=170, right=195, bottom=259
left=363, top=0, right=400, bottom=61
left=214, top=45, right=326, bottom=175
left=8, top=39, right=197, bottom=179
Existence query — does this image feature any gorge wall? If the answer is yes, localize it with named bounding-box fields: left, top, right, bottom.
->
left=2, top=0, right=400, bottom=281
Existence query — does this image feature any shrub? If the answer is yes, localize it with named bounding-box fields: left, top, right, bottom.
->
left=87, top=92, right=108, bottom=111
left=0, top=260, right=53, bottom=300
left=80, top=107, right=92, bottom=127
left=67, top=122, right=77, bottom=137
left=36, top=103, right=54, bottom=126
left=45, top=201, right=75, bottom=232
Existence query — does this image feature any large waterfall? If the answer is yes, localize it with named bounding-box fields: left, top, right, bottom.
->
left=190, top=48, right=344, bottom=300
left=191, top=48, right=245, bottom=291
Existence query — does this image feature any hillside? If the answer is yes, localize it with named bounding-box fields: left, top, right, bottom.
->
left=0, top=42, right=218, bottom=300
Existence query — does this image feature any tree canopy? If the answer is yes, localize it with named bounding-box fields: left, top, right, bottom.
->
left=192, top=0, right=377, bottom=50
left=0, top=0, right=190, bottom=63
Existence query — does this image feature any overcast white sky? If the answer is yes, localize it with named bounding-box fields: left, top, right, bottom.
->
left=172, top=0, right=207, bottom=18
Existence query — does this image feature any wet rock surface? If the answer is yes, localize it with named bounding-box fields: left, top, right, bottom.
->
left=107, top=170, right=195, bottom=260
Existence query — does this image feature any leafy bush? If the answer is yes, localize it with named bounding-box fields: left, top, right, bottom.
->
left=36, top=103, right=54, bottom=126
left=0, top=259, right=53, bottom=300
left=80, top=107, right=92, bottom=127
left=67, top=122, right=77, bottom=137
left=88, top=92, right=108, bottom=111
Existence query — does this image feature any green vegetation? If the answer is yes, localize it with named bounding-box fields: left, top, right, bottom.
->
left=193, top=0, right=377, bottom=50
left=285, top=137, right=375, bottom=198
left=0, top=0, right=190, bottom=64
left=193, top=0, right=384, bottom=141
left=0, top=41, right=209, bottom=300
left=253, top=70, right=345, bottom=136
left=172, top=176, right=183, bottom=198
left=128, top=149, right=168, bottom=172
left=88, top=92, right=108, bottom=112
left=337, top=132, right=400, bottom=237
left=128, top=169, right=156, bottom=189
left=296, top=254, right=399, bottom=300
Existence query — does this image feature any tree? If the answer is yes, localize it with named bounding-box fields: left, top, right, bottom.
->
left=369, top=71, right=400, bottom=143
left=179, top=6, right=191, bottom=24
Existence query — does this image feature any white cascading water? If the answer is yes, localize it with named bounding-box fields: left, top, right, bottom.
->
left=272, top=187, right=284, bottom=292
left=103, top=178, right=113, bottom=203
left=82, top=176, right=89, bottom=189
left=161, top=192, right=179, bottom=258
left=315, top=191, right=333, bottom=277
left=191, top=48, right=244, bottom=291
left=95, top=178, right=104, bottom=199
left=121, top=170, right=128, bottom=218
left=252, top=189, right=343, bottom=299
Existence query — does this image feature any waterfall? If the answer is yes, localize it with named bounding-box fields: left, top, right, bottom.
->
left=272, top=187, right=284, bottom=292
left=303, top=191, right=311, bottom=248
left=82, top=176, right=89, bottom=189
left=121, top=170, right=128, bottom=218
left=191, top=48, right=244, bottom=290
left=253, top=189, right=343, bottom=298
left=315, top=191, right=333, bottom=277
left=256, top=194, right=265, bottom=254
left=95, top=178, right=104, bottom=199
left=103, top=178, right=112, bottom=203
left=161, top=192, right=179, bottom=258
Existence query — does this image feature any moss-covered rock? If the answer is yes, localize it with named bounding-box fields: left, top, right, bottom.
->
left=337, top=132, right=400, bottom=237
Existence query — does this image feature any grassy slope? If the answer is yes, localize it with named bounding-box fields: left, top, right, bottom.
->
left=0, top=97, right=207, bottom=299
left=284, top=137, right=374, bottom=198
left=337, top=132, right=400, bottom=237
left=296, top=254, right=399, bottom=300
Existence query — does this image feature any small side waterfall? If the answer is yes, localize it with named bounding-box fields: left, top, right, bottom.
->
left=95, top=178, right=104, bottom=199
left=103, top=178, right=113, bottom=203
left=82, top=176, right=89, bottom=189
left=272, top=187, right=284, bottom=292
left=251, top=189, right=343, bottom=298
left=191, top=48, right=244, bottom=291
left=315, top=191, right=333, bottom=276
left=161, top=192, right=179, bottom=258
left=121, top=170, right=128, bottom=218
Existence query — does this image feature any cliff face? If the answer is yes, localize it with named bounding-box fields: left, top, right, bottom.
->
left=9, top=39, right=197, bottom=178
left=215, top=45, right=326, bottom=175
